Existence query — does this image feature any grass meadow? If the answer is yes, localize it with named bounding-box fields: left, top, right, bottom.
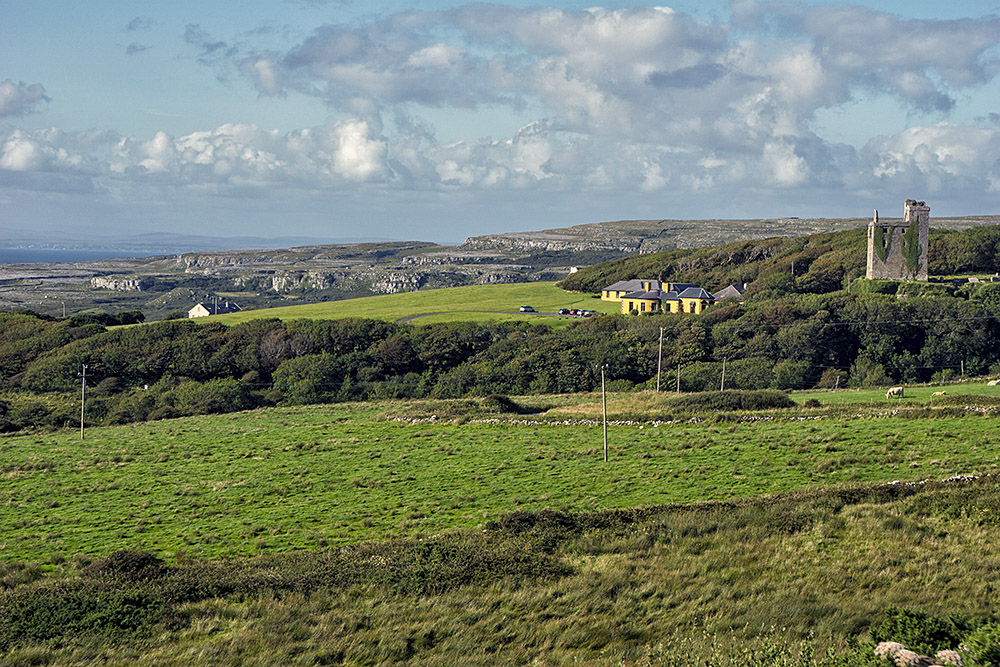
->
left=793, top=382, right=1000, bottom=405
left=3, top=390, right=1000, bottom=665
left=212, top=281, right=616, bottom=326
left=2, top=393, right=999, bottom=564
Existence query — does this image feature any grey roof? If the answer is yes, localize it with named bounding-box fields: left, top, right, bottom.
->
left=622, top=290, right=678, bottom=301
left=677, top=287, right=715, bottom=300
left=190, top=301, right=242, bottom=314
left=713, top=284, right=747, bottom=300
left=621, top=289, right=679, bottom=301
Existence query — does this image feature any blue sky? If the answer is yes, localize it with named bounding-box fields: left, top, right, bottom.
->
left=2, top=1, right=999, bottom=244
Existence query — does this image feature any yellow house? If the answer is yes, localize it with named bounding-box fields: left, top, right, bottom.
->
left=617, top=286, right=715, bottom=315
left=601, top=279, right=701, bottom=301
left=602, top=278, right=714, bottom=314
left=619, top=289, right=675, bottom=314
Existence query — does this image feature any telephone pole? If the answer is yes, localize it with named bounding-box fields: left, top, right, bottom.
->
left=656, top=327, right=664, bottom=392
left=602, top=365, right=608, bottom=463
left=720, top=357, right=727, bottom=391
left=79, top=364, right=87, bottom=440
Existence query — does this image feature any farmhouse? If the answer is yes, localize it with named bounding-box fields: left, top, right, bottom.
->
left=602, top=279, right=715, bottom=314
left=601, top=279, right=699, bottom=301
left=188, top=301, right=242, bottom=318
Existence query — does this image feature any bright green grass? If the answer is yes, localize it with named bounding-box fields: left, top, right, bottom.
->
left=794, top=381, right=1000, bottom=405
left=2, top=399, right=999, bottom=563
left=210, top=282, right=615, bottom=325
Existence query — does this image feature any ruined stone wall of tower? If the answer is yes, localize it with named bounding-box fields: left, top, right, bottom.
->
left=866, top=200, right=929, bottom=281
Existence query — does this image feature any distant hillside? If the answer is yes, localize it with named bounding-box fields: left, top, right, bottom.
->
left=559, top=225, right=1000, bottom=294
left=462, top=214, right=1000, bottom=256
left=3, top=214, right=999, bottom=320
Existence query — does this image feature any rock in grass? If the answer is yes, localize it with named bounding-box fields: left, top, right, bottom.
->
left=874, top=641, right=964, bottom=667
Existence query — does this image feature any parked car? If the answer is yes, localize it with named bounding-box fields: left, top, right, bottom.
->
left=581, top=310, right=596, bottom=317
left=557, top=308, right=570, bottom=315
left=569, top=309, right=579, bottom=315
left=519, top=305, right=535, bottom=312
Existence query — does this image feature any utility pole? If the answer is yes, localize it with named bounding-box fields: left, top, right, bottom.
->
left=720, top=357, right=726, bottom=391
left=602, top=365, right=608, bottom=463
left=676, top=361, right=681, bottom=393
left=656, top=327, right=664, bottom=392
left=79, top=364, right=87, bottom=440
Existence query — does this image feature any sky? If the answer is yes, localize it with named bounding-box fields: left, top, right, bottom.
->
left=2, top=0, right=999, bottom=245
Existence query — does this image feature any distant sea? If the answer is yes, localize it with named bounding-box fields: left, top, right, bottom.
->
left=0, top=249, right=159, bottom=264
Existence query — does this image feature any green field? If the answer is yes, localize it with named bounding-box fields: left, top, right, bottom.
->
left=794, top=382, right=1000, bottom=405
left=4, top=390, right=1000, bottom=665
left=211, top=282, right=616, bottom=325
left=3, top=393, right=1000, bottom=565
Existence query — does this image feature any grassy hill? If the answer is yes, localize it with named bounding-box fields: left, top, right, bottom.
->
left=2, top=390, right=1000, bottom=664
left=211, top=281, right=616, bottom=325
left=560, top=225, right=1000, bottom=295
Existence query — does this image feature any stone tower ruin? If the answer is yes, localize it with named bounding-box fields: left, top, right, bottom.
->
left=866, top=199, right=929, bottom=281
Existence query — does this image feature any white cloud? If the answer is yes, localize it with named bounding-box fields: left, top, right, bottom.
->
left=762, top=140, right=808, bottom=186
left=865, top=123, right=1000, bottom=183
left=0, top=132, right=44, bottom=171
left=0, top=80, right=49, bottom=117
left=139, top=131, right=177, bottom=174
left=329, top=120, right=389, bottom=180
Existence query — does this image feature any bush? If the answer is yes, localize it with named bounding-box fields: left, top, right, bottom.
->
left=0, top=584, right=165, bottom=648
left=481, top=394, right=523, bottom=414
left=816, top=368, right=848, bottom=389
left=83, top=550, right=169, bottom=582
left=852, top=279, right=900, bottom=295
left=869, top=606, right=974, bottom=655
left=964, top=622, right=1000, bottom=666
left=665, top=389, right=795, bottom=411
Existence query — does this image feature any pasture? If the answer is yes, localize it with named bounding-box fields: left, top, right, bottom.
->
left=212, top=281, right=616, bottom=326
left=2, top=394, right=999, bottom=565
left=793, top=381, right=1000, bottom=405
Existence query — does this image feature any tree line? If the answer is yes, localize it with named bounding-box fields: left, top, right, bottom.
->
left=3, top=270, right=1000, bottom=430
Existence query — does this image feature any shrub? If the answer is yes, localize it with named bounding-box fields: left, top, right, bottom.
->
left=869, top=606, right=973, bottom=655
left=481, top=394, right=523, bottom=414
left=83, top=550, right=169, bottom=582
left=0, top=584, right=165, bottom=648
left=964, top=622, right=1000, bottom=666
left=665, top=389, right=795, bottom=411
left=816, top=368, right=848, bottom=389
